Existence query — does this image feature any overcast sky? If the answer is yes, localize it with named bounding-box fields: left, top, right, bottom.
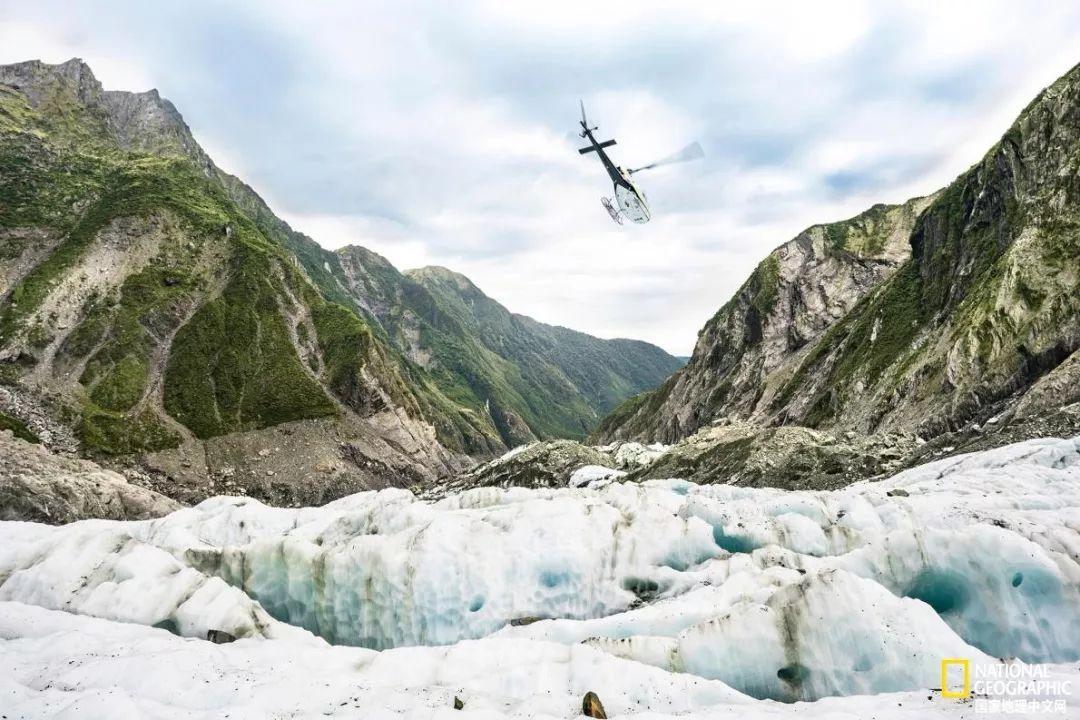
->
left=2, top=2, right=1079, bottom=354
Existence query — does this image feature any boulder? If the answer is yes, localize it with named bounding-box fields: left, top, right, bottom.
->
left=206, top=629, right=237, bottom=644
left=0, top=431, right=182, bottom=523
left=582, top=691, right=607, bottom=719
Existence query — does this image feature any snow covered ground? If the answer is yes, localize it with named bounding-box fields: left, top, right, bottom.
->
left=1, top=437, right=1078, bottom=718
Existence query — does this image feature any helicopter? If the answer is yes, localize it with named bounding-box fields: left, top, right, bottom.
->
left=577, top=100, right=703, bottom=224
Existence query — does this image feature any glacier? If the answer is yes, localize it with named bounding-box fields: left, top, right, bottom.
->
left=0, top=436, right=1078, bottom=717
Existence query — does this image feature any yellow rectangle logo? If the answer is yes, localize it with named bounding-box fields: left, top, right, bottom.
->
left=941, top=658, right=971, bottom=699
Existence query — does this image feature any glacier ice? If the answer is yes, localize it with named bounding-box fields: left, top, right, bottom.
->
left=568, top=464, right=626, bottom=487
left=4, top=600, right=1076, bottom=719
left=0, top=520, right=304, bottom=642
left=609, top=441, right=669, bottom=468
left=584, top=569, right=993, bottom=701
left=0, top=436, right=1078, bottom=714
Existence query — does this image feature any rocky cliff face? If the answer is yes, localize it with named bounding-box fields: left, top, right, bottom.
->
left=0, top=429, right=181, bottom=523
left=768, top=61, right=1079, bottom=436
left=596, top=61, right=1079, bottom=453
left=594, top=196, right=935, bottom=442
left=0, top=58, right=678, bottom=506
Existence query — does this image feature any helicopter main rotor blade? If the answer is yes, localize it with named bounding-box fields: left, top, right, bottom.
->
left=628, top=141, right=704, bottom=175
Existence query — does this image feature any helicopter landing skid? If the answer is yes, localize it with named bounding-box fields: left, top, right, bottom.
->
left=601, top=197, right=623, bottom=224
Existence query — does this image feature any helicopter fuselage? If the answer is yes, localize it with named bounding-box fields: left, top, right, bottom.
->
left=613, top=180, right=650, bottom=224
left=579, top=125, right=651, bottom=224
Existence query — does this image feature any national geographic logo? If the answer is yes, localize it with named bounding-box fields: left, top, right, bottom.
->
left=941, top=658, right=970, bottom=698
left=941, top=658, right=1072, bottom=714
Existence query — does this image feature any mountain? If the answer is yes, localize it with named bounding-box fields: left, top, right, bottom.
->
left=0, top=58, right=679, bottom=504
left=593, top=195, right=936, bottom=442
left=330, top=250, right=684, bottom=448
left=595, top=61, right=1079, bottom=466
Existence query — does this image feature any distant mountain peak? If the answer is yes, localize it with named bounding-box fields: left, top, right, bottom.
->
left=336, top=245, right=396, bottom=269
left=406, top=266, right=480, bottom=293
left=0, top=57, right=205, bottom=164
left=0, top=57, right=103, bottom=106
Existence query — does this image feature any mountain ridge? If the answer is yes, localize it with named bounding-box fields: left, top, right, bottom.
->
left=0, top=57, right=679, bottom=504
left=593, top=194, right=938, bottom=442
left=333, top=246, right=684, bottom=447
left=594, top=61, right=1079, bottom=461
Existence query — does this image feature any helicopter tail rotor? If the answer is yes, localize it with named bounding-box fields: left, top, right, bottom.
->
left=579, top=99, right=598, bottom=138
left=628, top=141, right=704, bottom=175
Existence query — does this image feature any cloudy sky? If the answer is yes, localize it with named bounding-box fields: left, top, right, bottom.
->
left=2, top=1, right=1079, bottom=354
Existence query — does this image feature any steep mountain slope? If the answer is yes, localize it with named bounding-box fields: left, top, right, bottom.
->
left=236, top=222, right=682, bottom=451
left=332, top=255, right=683, bottom=447
left=0, top=58, right=678, bottom=503
left=769, top=65, right=1080, bottom=435
left=0, top=58, right=467, bottom=502
left=594, top=196, right=935, bottom=441
left=408, top=267, right=681, bottom=418
left=596, top=61, right=1079, bottom=448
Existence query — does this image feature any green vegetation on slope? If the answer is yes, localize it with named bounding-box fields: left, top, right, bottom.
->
left=163, top=244, right=336, bottom=439
left=0, top=410, right=39, bottom=443
left=80, top=405, right=180, bottom=455
left=0, top=148, right=233, bottom=338
left=821, top=203, right=893, bottom=256
left=399, top=266, right=683, bottom=444
left=81, top=265, right=199, bottom=411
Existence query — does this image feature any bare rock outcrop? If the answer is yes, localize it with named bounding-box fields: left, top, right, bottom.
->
left=0, top=430, right=182, bottom=523
left=430, top=440, right=616, bottom=496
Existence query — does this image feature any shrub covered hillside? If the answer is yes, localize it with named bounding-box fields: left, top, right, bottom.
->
left=596, top=61, right=1079, bottom=447
left=0, top=59, right=453, bottom=470
left=0, top=59, right=679, bottom=501
left=332, top=255, right=683, bottom=448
